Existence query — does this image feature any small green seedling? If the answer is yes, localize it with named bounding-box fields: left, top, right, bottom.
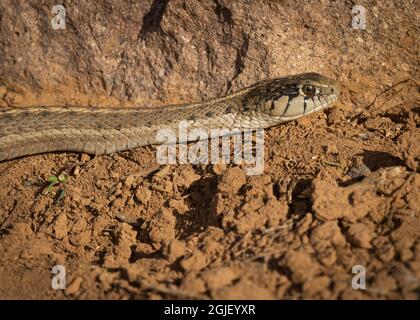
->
left=42, top=172, right=69, bottom=203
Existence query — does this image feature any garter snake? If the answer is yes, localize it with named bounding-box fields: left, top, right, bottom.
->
left=0, top=73, right=340, bottom=162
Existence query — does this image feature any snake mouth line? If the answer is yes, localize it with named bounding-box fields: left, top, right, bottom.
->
left=277, top=92, right=339, bottom=123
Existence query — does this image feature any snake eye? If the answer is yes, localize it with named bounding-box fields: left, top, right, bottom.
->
left=302, top=85, right=316, bottom=96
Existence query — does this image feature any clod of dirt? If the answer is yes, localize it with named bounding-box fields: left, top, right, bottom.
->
left=180, top=250, right=207, bottom=272
left=201, top=266, right=237, bottom=291
left=212, top=171, right=288, bottom=234
left=346, top=223, right=375, bottom=249
left=347, top=157, right=372, bottom=179
left=302, top=276, right=331, bottom=298
left=168, top=198, right=189, bottom=214
left=103, top=223, right=137, bottom=267
left=134, top=185, right=152, bottom=205
left=65, top=276, right=84, bottom=297
left=69, top=215, right=92, bottom=247
left=144, top=208, right=176, bottom=249
left=179, top=274, right=207, bottom=294
left=217, top=166, right=246, bottom=194
left=326, top=108, right=346, bottom=126
left=4, top=91, right=23, bottom=106
left=398, top=130, right=420, bottom=171
left=310, top=221, right=347, bottom=249
left=391, top=217, right=420, bottom=261
left=312, top=171, right=376, bottom=221
left=0, top=86, right=7, bottom=98
left=372, top=237, right=396, bottom=263
left=282, top=251, right=321, bottom=283
left=211, top=278, right=275, bottom=300
left=175, top=167, right=201, bottom=190
left=312, top=166, right=415, bottom=222
left=151, top=166, right=175, bottom=193
left=53, top=213, right=68, bottom=240
left=161, top=239, right=187, bottom=263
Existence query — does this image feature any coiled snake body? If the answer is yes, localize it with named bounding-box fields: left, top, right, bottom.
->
left=0, top=73, right=340, bottom=162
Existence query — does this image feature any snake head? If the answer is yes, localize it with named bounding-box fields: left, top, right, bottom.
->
left=260, top=72, right=340, bottom=120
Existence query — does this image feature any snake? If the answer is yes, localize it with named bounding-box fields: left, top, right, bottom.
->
left=0, top=73, right=340, bottom=162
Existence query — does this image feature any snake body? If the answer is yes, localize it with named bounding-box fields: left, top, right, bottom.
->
left=0, top=73, right=340, bottom=162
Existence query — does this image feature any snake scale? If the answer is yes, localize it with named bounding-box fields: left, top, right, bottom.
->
left=0, top=73, right=340, bottom=162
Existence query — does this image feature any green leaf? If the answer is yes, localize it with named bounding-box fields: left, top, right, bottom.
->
left=48, top=175, right=58, bottom=183
left=56, top=189, right=66, bottom=203
left=42, top=181, right=58, bottom=195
